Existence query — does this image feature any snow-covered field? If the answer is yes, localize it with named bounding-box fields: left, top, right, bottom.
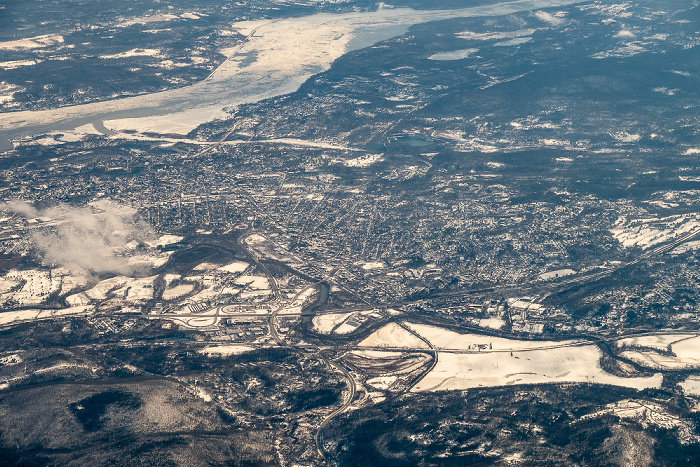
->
left=313, top=312, right=352, bottom=334
left=162, top=283, right=195, bottom=301
left=358, top=322, right=429, bottom=349
left=0, top=305, right=94, bottom=326
left=413, top=345, right=662, bottom=392
left=84, top=276, right=131, bottom=300
left=616, top=334, right=697, bottom=351
left=198, top=345, right=255, bottom=356
left=235, top=275, right=269, bottom=290
left=146, top=234, right=183, bottom=248
left=405, top=323, right=662, bottom=392
left=539, top=268, right=576, bottom=280
left=1, top=0, right=582, bottom=139
left=404, top=322, right=580, bottom=351
left=358, top=261, right=386, bottom=270
left=2, top=269, right=63, bottom=306
left=681, top=376, right=700, bottom=396
left=218, top=261, right=250, bottom=274
left=620, top=335, right=700, bottom=370
left=366, top=375, right=398, bottom=390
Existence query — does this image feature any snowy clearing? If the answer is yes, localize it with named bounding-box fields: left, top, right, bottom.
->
left=235, top=275, right=269, bottom=290
left=621, top=335, right=700, bottom=369
left=366, top=375, right=398, bottom=390
left=358, top=323, right=429, bottom=349
left=681, top=376, right=700, bottom=396
left=413, top=346, right=662, bottom=392
left=218, top=261, right=250, bottom=274
left=616, top=334, right=697, bottom=351
left=198, top=345, right=255, bottom=356
left=162, top=284, right=195, bottom=301
left=313, top=312, right=352, bottom=334
left=85, top=276, right=132, bottom=300
left=405, top=322, right=580, bottom=351
left=539, top=268, right=576, bottom=280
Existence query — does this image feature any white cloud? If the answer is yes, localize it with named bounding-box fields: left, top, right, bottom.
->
left=615, top=29, right=636, bottom=38
left=3, top=200, right=154, bottom=277
left=534, top=11, right=565, bottom=25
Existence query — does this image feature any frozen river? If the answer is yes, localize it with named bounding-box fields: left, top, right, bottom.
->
left=0, top=0, right=581, bottom=151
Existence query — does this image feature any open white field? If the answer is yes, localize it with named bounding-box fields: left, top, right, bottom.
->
left=145, top=234, right=183, bottom=248
left=366, top=375, right=398, bottom=390
left=127, top=252, right=172, bottom=269
left=621, top=335, right=700, bottom=370
left=335, top=321, right=361, bottom=334
left=65, top=292, right=90, bottom=307
left=616, top=333, right=697, bottom=351
left=198, top=345, right=255, bottom=356
left=404, top=322, right=580, bottom=351
left=351, top=350, right=403, bottom=358
left=1, top=0, right=582, bottom=140
left=680, top=376, right=700, bottom=396
left=358, top=322, right=429, bottom=349
left=218, top=261, right=250, bottom=274
left=85, top=276, right=131, bottom=300
left=119, top=276, right=157, bottom=302
left=413, top=345, right=662, bottom=392
left=0, top=278, right=19, bottom=294
left=0, top=305, right=94, bottom=326
left=234, top=275, right=269, bottom=290
left=313, top=312, right=352, bottom=334
left=162, top=283, right=195, bottom=301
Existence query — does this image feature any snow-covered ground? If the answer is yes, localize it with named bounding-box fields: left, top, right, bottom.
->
left=162, top=283, right=195, bottom=301
left=358, top=322, right=429, bottom=349
left=539, top=268, right=576, bottom=280
left=234, top=275, right=269, bottom=290
left=681, top=376, right=700, bottom=396
left=85, top=276, right=132, bottom=300
left=405, top=322, right=580, bottom=351
left=2, top=269, right=63, bottom=306
left=198, top=345, right=255, bottom=356
left=0, top=305, right=94, bottom=326
left=218, top=261, right=250, bottom=274
left=145, top=234, right=183, bottom=248
left=413, top=345, right=661, bottom=392
left=620, top=335, right=700, bottom=370
left=366, top=375, right=398, bottom=390
left=313, top=312, right=352, bottom=334
left=616, top=334, right=697, bottom=351
left=407, top=323, right=662, bottom=392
